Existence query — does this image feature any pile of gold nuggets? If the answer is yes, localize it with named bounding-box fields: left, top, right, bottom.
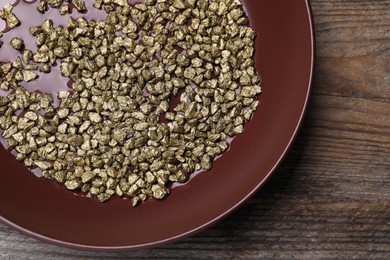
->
left=0, top=0, right=261, bottom=206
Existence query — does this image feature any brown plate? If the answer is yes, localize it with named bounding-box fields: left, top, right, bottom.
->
left=0, top=0, right=314, bottom=251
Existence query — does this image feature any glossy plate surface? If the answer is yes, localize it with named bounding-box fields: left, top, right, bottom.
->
left=0, top=0, right=314, bottom=251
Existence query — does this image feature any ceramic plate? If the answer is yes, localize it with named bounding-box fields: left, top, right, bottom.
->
left=0, top=0, right=314, bottom=251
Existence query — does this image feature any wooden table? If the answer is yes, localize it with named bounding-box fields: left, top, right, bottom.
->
left=1, top=1, right=389, bottom=258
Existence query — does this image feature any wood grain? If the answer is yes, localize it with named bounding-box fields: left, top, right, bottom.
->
left=1, top=0, right=390, bottom=258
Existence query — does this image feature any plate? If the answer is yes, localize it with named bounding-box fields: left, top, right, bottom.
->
left=0, top=0, right=314, bottom=251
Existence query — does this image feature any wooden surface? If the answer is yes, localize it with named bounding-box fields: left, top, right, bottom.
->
left=1, top=0, right=390, bottom=258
